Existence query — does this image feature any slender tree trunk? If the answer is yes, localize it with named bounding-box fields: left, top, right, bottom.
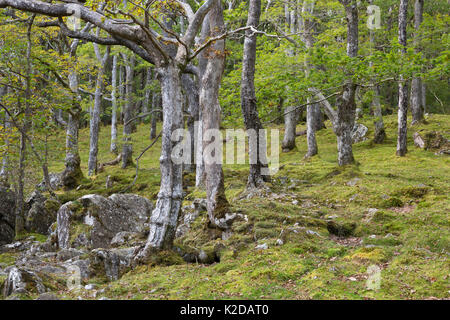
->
left=110, top=54, right=118, bottom=154
left=303, top=0, right=320, bottom=158
left=182, top=74, right=199, bottom=173
left=201, top=1, right=231, bottom=229
left=397, top=0, right=409, bottom=157
left=150, top=69, right=158, bottom=139
left=282, top=106, right=298, bottom=152
left=61, top=26, right=92, bottom=189
left=16, top=17, right=34, bottom=234
left=121, top=54, right=135, bottom=168
left=411, top=0, right=424, bottom=124
left=0, top=87, right=9, bottom=183
left=143, top=67, right=151, bottom=119
left=119, top=64, right=125, bottom=124
left=368, top=5, right=386, bottom=144
left=195, top=17, right=211, bottom=188
left=336, top=0, right=358, bottom=166
left=138, top=64, right=184, bottom=252
left=306, top=101, right=319, bottom=157
left=240, top=0, right=269, bottom=188
left=372, top=85, right=386, bottom=143
left=88, top=45, right=109, bottom=176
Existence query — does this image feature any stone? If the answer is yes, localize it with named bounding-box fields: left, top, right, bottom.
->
left=413, top=131, right=450, bottom=154
left=25, top=191, right=60, bottom=235
left=346, top=177, right=361, bottom=187
left=36, top=293, right=60, bottom=300
left=0, top=184, right=16, bottom=245
left=63, top=259, right=91, bottom=281
left=57, top=248, right=86, bottom=262
left=110, top=232, right=145, bottom=247
left=37, top=173, right=63, bottom=191
left=351, top=123, right=369, bottom=144
left=255, top=243, right=268, bottom=250
left=89, top=247, right=138, bottom=281
left=2, top=267, right=46, bottom=298
left=175, top=199, right=206, bottom=238
left=413, top=132, right=426, bottom=149
left=84, top=284, right=96, bottom=290
left=57, top=193, right=153, bottom=250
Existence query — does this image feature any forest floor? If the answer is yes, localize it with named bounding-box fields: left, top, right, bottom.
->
left=3, top=113, right=450, bottom=300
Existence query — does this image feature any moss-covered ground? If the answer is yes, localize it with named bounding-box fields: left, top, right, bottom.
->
left=26, top=114, right=450, bottom=299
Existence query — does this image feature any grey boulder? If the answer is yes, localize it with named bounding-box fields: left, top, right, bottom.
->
left=57, top=193, right=153, bottom=250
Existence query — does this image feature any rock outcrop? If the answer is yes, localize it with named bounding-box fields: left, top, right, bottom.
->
left=351, top=123, right=369, bottom=144
left=57, top=193, right=153, bottom=250
left=413, top=131, right=450, bottom=155
left=2, top=267, right=46, bottom=298
left=25, top=190, right=60, bottom=235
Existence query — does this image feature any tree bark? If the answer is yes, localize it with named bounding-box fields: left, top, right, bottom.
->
left=411, top=0, right=424, bottom=124
left=195, top=17, right=211, bottom=188
left=372, top=85, right=386, bottom=143
left=88, top=43, right=109, bottom=176
left=121, top=54, right=135, bottom=168
left=182, top=73, right=199, bottom=173
left=282, top=106, right=298, bottom=152
left=150, top=69, right=158, bottom=139
left=61, top=25, right=92, bottom=189
left=0, top=87, right=9, bottom=183
left=240, top=0, right=269, bottom=188
left=302, top=0, right=320, bottom=158
left=200, top=1, right=231, bottom=229
left=16, top=16, right=34, bottom=234
left=397, top=0, right=409, bottom=157
left=138, top=64, right=184, bottom=252
left=110, top=54, right=118, bottom=154
left=336, top=0, right=358, bottom=166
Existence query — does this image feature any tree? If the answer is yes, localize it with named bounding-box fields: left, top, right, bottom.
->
left=88, top=35, right=109, bottom=176
left=397, top=0, right=409, bottom=157
left=411, top=0, right=425, bottom=124
left=200, top=1, right=231, bottom=231
left=110, top=54, right=118, bottom=154
left=336, top=0, right=358, bottom=166
left=303, top=0, right=320, bottom=158
left=120, top=53, right=135, bottom=169
left=240, top=0, right=269, bottom=188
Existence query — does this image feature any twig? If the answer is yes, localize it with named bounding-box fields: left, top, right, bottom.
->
left=120, top=131, right=162, bottom=193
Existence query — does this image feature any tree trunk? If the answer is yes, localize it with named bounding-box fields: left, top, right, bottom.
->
left=138, top=64, right=184, bottom=252
left=195, top=17, right=211, bottom=188
left=302, top=0, right=319, bottom=158
left=397, top=0, right=409, bottom=157
left=282, top=106, right=298, bottom=152
left=306, top=102, right=319, bottom=157
left=143, top=67, right=151, bottom=120
left=372, top=85, right=386, bottom=143
left=240, top=0, right=269, bottom=188
left=336, top=0, right=358, bottom=166
left=182, top=74, right=199, bottom=173
left=121, top=54, right=135, bottom=168
left=200, top=1, right=231, bottom=229
left=88, top=46, right=109, bottom=176
left=110, top=55, right=118, bottom=154
left=0, top=87, right=9, bottom=183
left=150, top=69, right=158, bottom=139
left=411, top=0, right=424, bottom=124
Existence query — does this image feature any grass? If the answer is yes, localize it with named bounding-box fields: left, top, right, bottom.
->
left=20, top=113, right=450, bottom=299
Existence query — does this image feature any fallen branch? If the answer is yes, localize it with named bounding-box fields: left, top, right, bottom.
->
left=120, top=131, right=162, bottom=193
left=97, top=153, right=122, bottom=173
